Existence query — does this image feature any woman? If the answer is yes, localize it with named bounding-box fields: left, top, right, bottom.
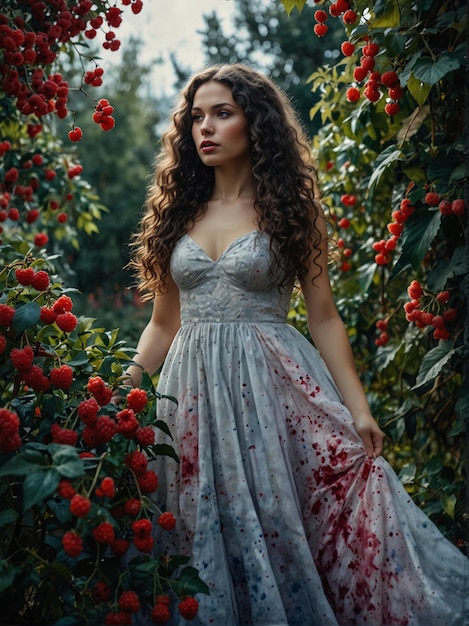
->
left=126, top=64, right=468, bottom=625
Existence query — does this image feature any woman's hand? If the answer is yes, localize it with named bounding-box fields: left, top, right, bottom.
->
left=352, top=413, right=385, bottom=459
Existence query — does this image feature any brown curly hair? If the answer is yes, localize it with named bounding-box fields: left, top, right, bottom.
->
left=129, top=63, right=323, bottom=298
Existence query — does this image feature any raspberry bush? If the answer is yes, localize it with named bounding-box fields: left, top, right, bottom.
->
left=284, top=0, right=466, bottom=545
left=0, top=261, right=208, bottom=624
left=0, top=1, right=207, bottom=623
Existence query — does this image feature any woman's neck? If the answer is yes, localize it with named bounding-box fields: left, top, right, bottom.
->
left=210, top=161, right=255, bottom=202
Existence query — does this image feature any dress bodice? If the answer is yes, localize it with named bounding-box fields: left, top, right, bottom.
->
left=170, top=231, right=292, bottom=324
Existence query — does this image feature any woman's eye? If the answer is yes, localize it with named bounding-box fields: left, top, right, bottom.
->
left=192, top=114, right=203, bottom=123
left=218, top=110, right=230, bottom=118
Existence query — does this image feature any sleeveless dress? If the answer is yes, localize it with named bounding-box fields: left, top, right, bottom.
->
left=151, top=230, right=468, bottom=626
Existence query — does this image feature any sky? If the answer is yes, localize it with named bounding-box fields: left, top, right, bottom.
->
left=100, top=0, right=237, bottom=95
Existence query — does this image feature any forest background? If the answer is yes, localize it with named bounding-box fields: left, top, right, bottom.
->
left=0, top=0, right=467, bottom=624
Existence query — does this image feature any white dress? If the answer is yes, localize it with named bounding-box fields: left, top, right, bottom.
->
left=150, top=230, right=468, bottom=625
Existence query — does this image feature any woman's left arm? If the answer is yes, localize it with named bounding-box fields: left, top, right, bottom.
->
left=300, top=207, right=385, bottom=458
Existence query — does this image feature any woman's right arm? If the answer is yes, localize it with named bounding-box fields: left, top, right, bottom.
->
left=123, top=275, right=181, bottom=388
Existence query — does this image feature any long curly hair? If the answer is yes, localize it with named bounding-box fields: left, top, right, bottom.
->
left=129, top=63, right=324, bottom=298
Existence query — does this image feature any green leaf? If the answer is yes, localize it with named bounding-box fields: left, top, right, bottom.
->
left=13, top=301, right=41, bottom=334
left=280, top=0, right=306, bottom=16
left=406, top=74, right=432, bottom=107
left=51, top=444, right=84, bottom=479
left=23, top=468, right=60, bottom=511
left=367, top=146, right=402, bottom=195
left=440, top=493, right=456, bottom=520
left=0, top=509, right=18, bottom=528
left=175, top=566, right=210, bottom=596
left=152, top=444, right=179, bottom=464
left=368, top=0, right=400, bottom=28
left=0, top=559, right=21, bottom=593
left=413, top=52, right=461, bottom=86
left=0, top=450, right=47, bottom=477
left=413, top=342, right=457, bottom=391
left=397, top=210, right=441, bottom=272
left=398, top=463, right=416, bottom=485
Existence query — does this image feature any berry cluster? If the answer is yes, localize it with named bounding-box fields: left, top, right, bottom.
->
left=313, top=1, right=356, bottom=37
left=0, top=135, right=88, bottom=244
left=312, top=2, right=403, bottom=115
left=404, top=281, right=457, bottom=342
left=0, top=0, right=142, bottom=127
left=93, top=98, right=116, bottom=131
left=372, top=196, right=415, bottom=266
left=424, top=191, right=465, bottom=217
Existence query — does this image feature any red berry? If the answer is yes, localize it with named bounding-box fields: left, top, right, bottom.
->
left=78, top=398, right=100, bottom=425
left=68, top=127, right=83, bottom=142
left=62, top=531, right=83, bottom=557
left=381, top=71, right=399, bottom=87
left=438, top=200, right=452, bottom=215
left=126, top=388, right=148, bottom=412
left=388, top=85, right=403, bottom=99
left=31, top=270, right=50, bottom=291
left=51, top=423, right=78, bottom=446
left=443, top=308, right=457, bottom=323
left=343, top=9, right=357, bottom=24
left=125, top=450, right=148, bottom=475
left=0, top=408, right=21, bottom=454
left=385, top=102, right=400, bottom=116
left=424, top=191, right=440, bottom=207
left=33, top=232, right=49, bottom=247
left=313, top=23, right=328, bottom=37
left=132, top=518, right=152, bottom=537
left=96, top=476, right=116, bottom=498
left=50, top=364, right=74, bottom=390
left=111, top=538, right=130, bottom=556
left=407, top=280, right=423, bottom=299
left=338, top=217, right=350, bottom=229
left=118, top=590, right=140, bottom=613
left=23, top=365, right=50, bottom=392
left=70, top=494, right=91, bottom=518
left=346, top=87, right=360, bottom=102
left=0, top=304, right=15, bottom=327
left=92, top=581, right=112, bottom=602
left=451, top=199, right=465, bottom=216
left=124, top=498, right=141, bottom=516
left=15, top=267, right=35, bottom=285
left=137, top=470, right=159, bottom=492
left=353, top=66, right=368, bottom=82
left=0, top=335, right=6, bottom=355
left=433, top=327, right=450, bottom=341
left=56, top=311, right=77, bottom=332
left=93, top=521, right=115, bottom=544
left=136, top=426, right=155, bottom=446
left=57, top=480, right=76, bottom=499
left=11, top=345, right=34, bottom=371
left=116, top=408, right=139, bottom=437
left=360, top=55, right=375, bottom=72
left=387, top=222, right=403, bottom=236
left=436, top=290, right=450, bottom=304
left=151, top=603, right=170, bottom=624
left=158, top=511, right=176, bottom=530
left=341, top=41, right=355, bottom=56
left=363, top=42, right=380, bottom=57
left=53, top=295, right=74, bottom=314
left=133, top=534, right=154, bottom=553
left=178, top=597, right=199, bottom=620
left=314, top=9, right=328, bottom=22
left=40, top=306, right=57, bottom=324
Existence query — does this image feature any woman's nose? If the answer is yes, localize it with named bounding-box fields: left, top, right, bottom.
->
left=200, top=118, right=213, bottom=134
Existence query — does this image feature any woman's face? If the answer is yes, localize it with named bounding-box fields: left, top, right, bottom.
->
left=191, top=80, right=251, bottom=168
